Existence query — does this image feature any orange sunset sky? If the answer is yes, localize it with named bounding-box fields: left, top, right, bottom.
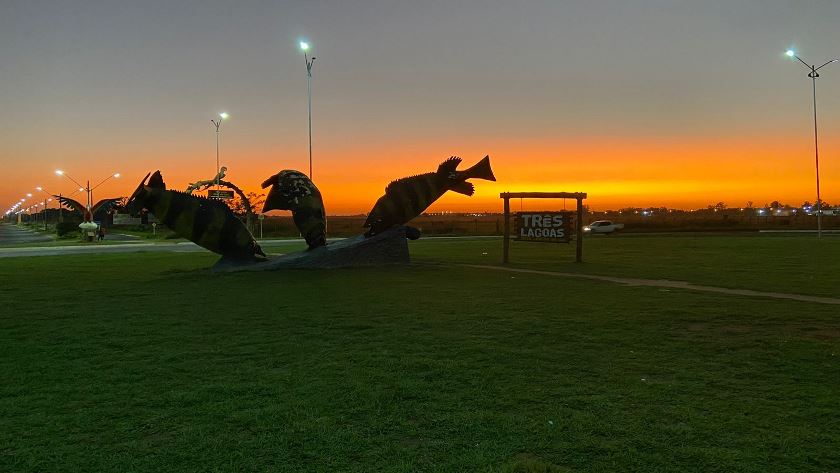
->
left=3, top=1, right=840, bottom=215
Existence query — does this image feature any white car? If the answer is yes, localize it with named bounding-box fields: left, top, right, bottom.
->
left=583, top=220, right=624, bottom=234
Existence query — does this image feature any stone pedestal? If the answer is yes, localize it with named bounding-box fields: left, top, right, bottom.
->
left=213, top=225, right=410, bottom=272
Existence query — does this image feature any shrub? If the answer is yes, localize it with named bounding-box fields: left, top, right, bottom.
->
left=56, top=221, right=80, bottom=237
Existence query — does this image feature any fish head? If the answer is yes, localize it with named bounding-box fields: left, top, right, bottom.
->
left=262, top=183, right=292, bottom=212
left=260, top=170, right=313, bottom=212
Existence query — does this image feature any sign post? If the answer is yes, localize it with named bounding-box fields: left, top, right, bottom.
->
left=500, top=192, right=587, bottom=263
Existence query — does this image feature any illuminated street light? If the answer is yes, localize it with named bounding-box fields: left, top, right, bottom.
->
left=300, top=39, right=316, bottom=179
left=56, top=170, right=120, bottom=221
left=91, top=172, right=120, bottom=191
left=34, top=186, right=55, bottom=230
left=785, top=48, right=839, bottom=239
left=210, top=112, right=229, bottom=191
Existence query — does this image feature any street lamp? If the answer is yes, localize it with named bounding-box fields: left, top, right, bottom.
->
left=300, top=40, right=316, bottom=179
left=210, top=112, right=229, bottom=191
left=785, top=49, right=839, bottom=239
left=35, top=186, right=54, bottom=230
left=90, top=173, right=120, bottom=205
left=55, top=170, right=120, bottom=221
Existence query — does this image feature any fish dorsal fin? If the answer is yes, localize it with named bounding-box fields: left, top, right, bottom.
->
left=437, top=156, right=462, bottom=174
left=384, top=172, right=434, bottom=194
left=148, top=171, right=166, bottom=190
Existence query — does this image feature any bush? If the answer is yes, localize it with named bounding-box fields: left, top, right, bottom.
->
left=56, top=221, right=80, bottom=237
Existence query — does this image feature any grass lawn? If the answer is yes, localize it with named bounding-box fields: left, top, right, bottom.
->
left=1, top=235, right=838, bottom=472
left=414, top=234, right=840, bottom=297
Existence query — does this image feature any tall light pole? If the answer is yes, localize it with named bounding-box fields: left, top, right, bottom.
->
left=56, top=170, right=120, bottom=221
left=210, top=112, right=229, bottom=192
left=785, top=49, right=838, bottom=239
left=35, top=187, right=54, bottom=230
left=89, top=172, right=120, bottom=205
left=300, top=41, right=316, bottom=179
left=25, top=193, right=32, bottom=224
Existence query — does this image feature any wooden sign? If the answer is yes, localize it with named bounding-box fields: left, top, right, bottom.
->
left=514, top=211, right=574, bottom=243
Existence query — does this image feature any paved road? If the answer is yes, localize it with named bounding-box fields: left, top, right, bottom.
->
left=0, top=235, right=499, bottom=258
left=0, top=223, right=53, bottom=245
left=0, top=237, right=317, bottom=258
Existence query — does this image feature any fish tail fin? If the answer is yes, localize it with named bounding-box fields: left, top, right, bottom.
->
left=148, top=171, right=166, bottom=190
left=463, top=155, right=496, bottom=181
left=126, top=172, right=152, bottom=208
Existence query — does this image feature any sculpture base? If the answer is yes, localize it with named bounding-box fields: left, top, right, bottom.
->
left=213, top=225, right=411, bottom=272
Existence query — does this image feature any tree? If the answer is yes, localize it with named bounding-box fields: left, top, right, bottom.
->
left=229, top=192, right=265, bottom=218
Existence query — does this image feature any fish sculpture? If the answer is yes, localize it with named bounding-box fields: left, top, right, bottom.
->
left=364, top=155, right=496, bottom=237
left=261, top=170, right=327, bottom=249
left=126, top=171, right=265, bottom=260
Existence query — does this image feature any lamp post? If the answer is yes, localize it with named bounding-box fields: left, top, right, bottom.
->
left=25, top=194, right=32, bottom=224
left=785, top=49, right=838, bottom=239
left=56, top=170, right=120, bottom=221
left=210, top=112, right=229, bottom=192
left=16, top=198, right=25, bottom=224
left=300, top=41, right=316, bottom=179
left=35, top=187, right=55, bottom=230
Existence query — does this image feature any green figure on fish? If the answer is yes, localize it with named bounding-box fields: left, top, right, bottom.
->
left=126, top=171, right=265, bottom=260
left=261, top=170, right=327, bottom=249
left=364, top=155, right=496, bottom=237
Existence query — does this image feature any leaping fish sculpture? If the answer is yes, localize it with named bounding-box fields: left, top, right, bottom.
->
left=261, top=170, right=327, bottom=249
left=364, top=155, right=496, bottom=237
left=126, top=171, right=265, bottom=261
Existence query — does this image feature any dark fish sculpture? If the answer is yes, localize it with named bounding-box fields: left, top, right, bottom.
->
left=364, top=155, right=496, bottom=236
left=261, top=170, right=326, bottom=249
left=126, top=171, right=265, bottom=260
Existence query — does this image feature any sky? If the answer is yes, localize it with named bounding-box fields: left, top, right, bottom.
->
left=3, top=0, right=840, bottom=215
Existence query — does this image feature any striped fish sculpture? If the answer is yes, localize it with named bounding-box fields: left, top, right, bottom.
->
left=126, top=171, right=265, bottom=260
left=364, top=155, right=496, bottom=237
left=260, top=170, right=327, bottom=249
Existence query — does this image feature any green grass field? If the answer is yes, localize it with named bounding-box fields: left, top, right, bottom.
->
left=1, top=235, right=838, bottom=472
